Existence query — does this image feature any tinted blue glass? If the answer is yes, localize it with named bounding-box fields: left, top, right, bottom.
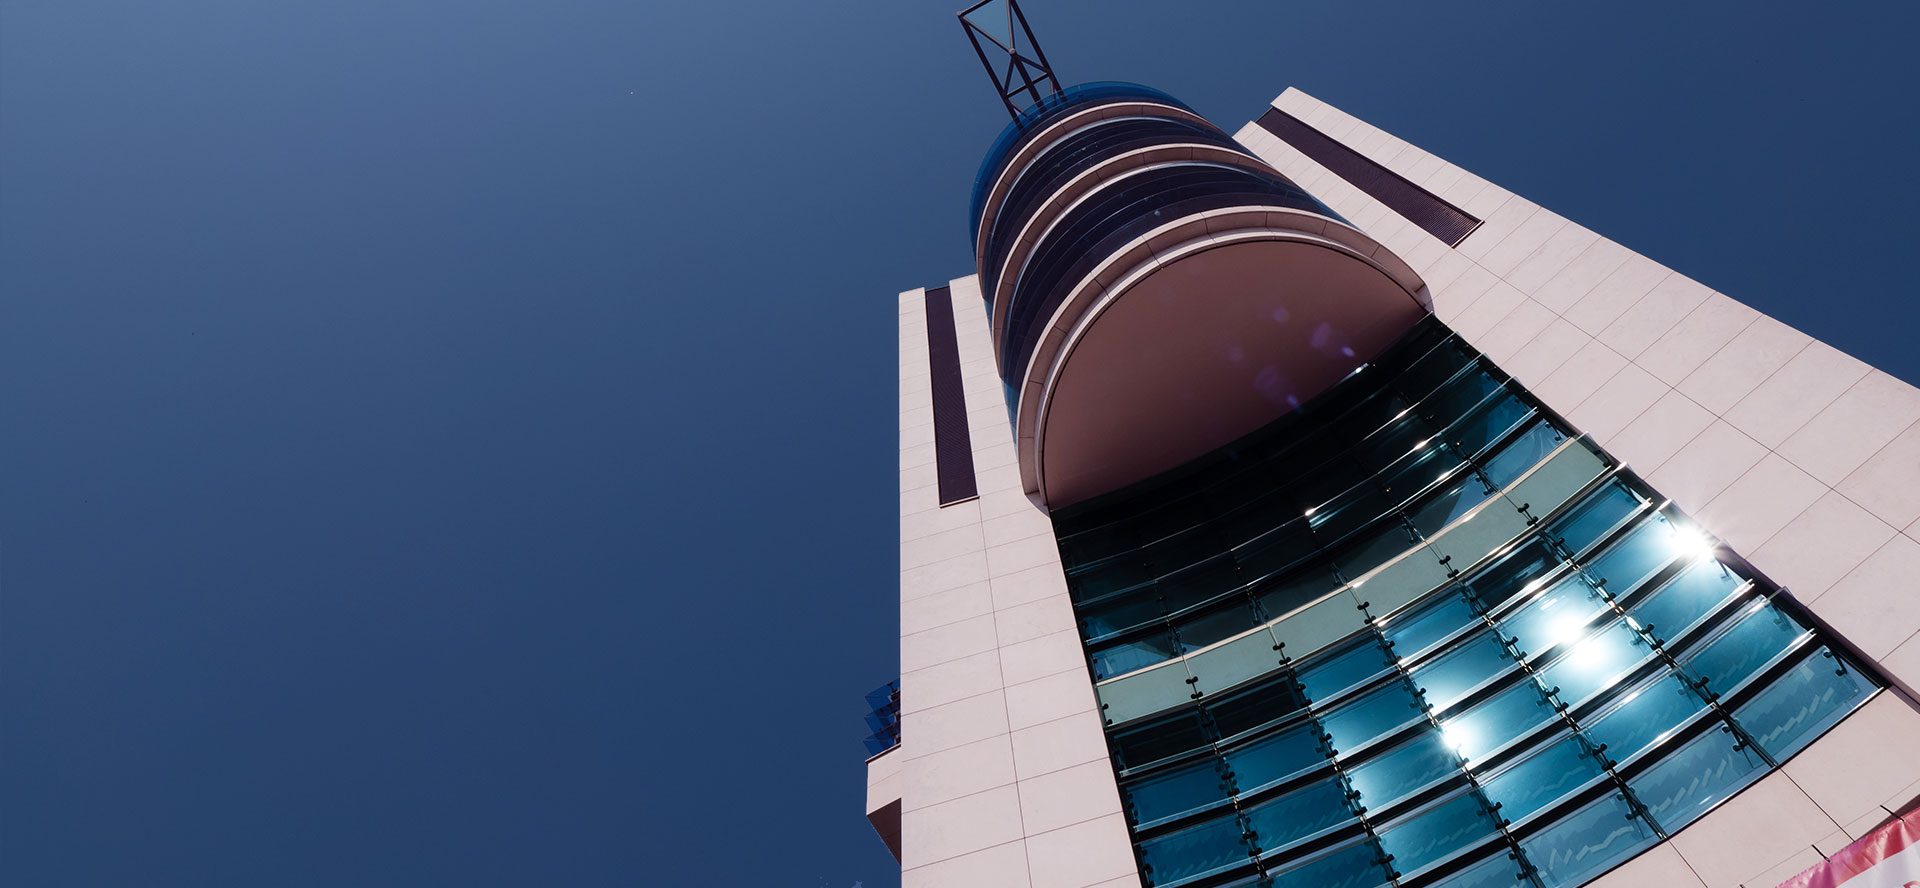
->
left=1584, top=513, right=1687, bottom=598
left=1583, top=673, right=1708, bottom=765
left=1733, top=647, right=1877, bottom=760
left=1411, top=630, right=1517, bottom=709
left=1409, top=476, right=1495, bottom=538
left=1441, top=680, right=1557, bottom=762
left=1482, top=419, right=1567, bottom=488
left=1093, top=632, right=1180, bottom=679
left=1627, top=558, right=1742, bottom=644
left=1241, top=778, right=1356, bottom=853
left=1179, top=600, right=1263, bottom=653
left=1375, top=791, right=1501, bottom=874
left=1684, top=604, right=1808, bottom=695
left=1298, top=638, right=1397, bottom=702
left=1519, top=793, right=1658, bottom=888
left=1538, top=620, right=1651, bottom=705
left=1447, top=392, right=1533, bottom=457
left=1547, top=480, right=1641, bottom=558
left=1124, top=759, right=1230, bottom=826
left=1347, top=729, right=1458, bottom=811
left=1499, top=573, right=1607, bottom=659
left=1139, top=812, right=1252, bottom=886
left=1387, top=589, right=1481, bottom=660
left=1206, top=679, right=1308, bottom=740
left=1081, top=591, right=1165, bottom=637
left=1265, top=838, right=1392, bottom=888
left=1223, top=722, right=1326, bottom=795
left=1465, top=539, right=1561, bottom=610
left=1113, top=710, right=1211, bottom=770
left=1480, top=733, right=1604, bottom=822
left=1425, top=850, right=1532, bottom=888
left=1629, top=725, right=1767, bottom=832
left=1321, top=679, right=1425, bottom=755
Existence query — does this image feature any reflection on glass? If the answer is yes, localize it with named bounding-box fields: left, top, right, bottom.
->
left=1733, top=647, right=1876, bottom=760
left=1519, top=793, right=1658, bottom=888
left=1206, top=679, right=1308, bottom=740
left=1586, top=512, right=1713, bottom=599
left=1139, top=811, right=1252, bottom=886
left=1298, top=638, right=1398, bottom=702
left=1582, top=672, right=1707, bottom=765
left=1500, top=573, right=1607, bottom=658
left=1265, top=838, right=1393, bottom=888
left=1112, top=709, right=1211, bottom=770
left=1546, top=480, right=1641, bottom=558
left=1347, top=729, right=1458, bottom=811
left=1627, top=557, right=1741, bottom=644
left=1093, top=631, right=1180, bottom=679
left=1465, top=539, right=1560, bottom=610
left=1124, top=758, right=1230, bottom=826
left=1424, top=850, right=1533, bottom=888
left=1538, top=620, right=1650, bottom=706
left=1242, top=778, right=1356, bottom=853
left=1409, top=476, right=1495, bottom=538
left=1629, top=725, right=1766, bottom=832
left=1440, top=680, right=1557, bottom=762
left=1411, top=630, right=1517, bottom=709
left=1374, top=791, right=1501, bottom=874
left=1223, top=722, right=1327, bottom=796
left=1321, top=679, right=1425, bottom=754
left=1480, top=733, right=1603, bottom=822
left=1386, top=589, right=1481, bottom=660
left=1482, top=418, right=1566, bottom=488
left=1684, top=603, right=1808, bottom=695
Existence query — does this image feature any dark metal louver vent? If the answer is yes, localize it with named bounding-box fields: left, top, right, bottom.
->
left=923, top=286, right=980, bottom=506
left=1256, top=107, right=1480, bottom=246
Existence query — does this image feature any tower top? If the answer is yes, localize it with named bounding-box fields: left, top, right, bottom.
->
left=958, top=0, right=1062, bottom=122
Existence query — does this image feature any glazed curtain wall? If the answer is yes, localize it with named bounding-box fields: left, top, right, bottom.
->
left=1050, top=318, right=1882, bottom=888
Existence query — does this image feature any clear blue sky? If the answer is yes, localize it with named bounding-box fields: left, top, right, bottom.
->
left=1, top=2, right=1915, bottom=886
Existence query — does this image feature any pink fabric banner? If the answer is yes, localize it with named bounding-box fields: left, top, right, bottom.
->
left=1775, top=806, right=1920, bottom=888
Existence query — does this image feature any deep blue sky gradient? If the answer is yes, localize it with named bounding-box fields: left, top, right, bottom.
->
left=2, top=2, right=1916, bottom=886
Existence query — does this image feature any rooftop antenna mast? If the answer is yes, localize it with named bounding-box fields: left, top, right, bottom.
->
left=958, top=0, right=1063, bottom=123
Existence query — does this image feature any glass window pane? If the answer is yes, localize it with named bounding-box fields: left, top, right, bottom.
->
left=1265, top=838, right=1393, bottom=888
left=1500, top=572, right=1608, bottom=659
left=1387, top=588, right=1482, bottom=661
left=1139, top=811, right=1252, bottom=886
left=1113, top=708, right=1211, bottom=771
left=1347, top=728, right=1459, bottom=811
left=1733, top=647, right=1877, bottom=760
left=1547, top=480, right=1641, bottom=558
left=1583, top=673, right=1708, bottom=765
left=1092, top=630, right=1180, bottom=679
left=1684, top=603, right=1809, bottom=696
left=1425, top=850, right=1533, bottom=888
left=1375, top=791, right=1501, bottom=874
left=1446, top=392, right=1533, bottom=457
left=1179, top=598, right=1262, bottom=653
left=1584, top=512, right=1704, bottom=599
left=1321, top=679, right=1426, bottom=755
left=1100, top=663, right=1198, bottom=724
left=1411, top=630, right=1518, bottom=710
left=1080, top=591, right=1165, bottom=637
left=1538, top=620, right=1652, bottom=706
left=1465, top=538, right=1561, bottom=611
left=1627, top=557, right=1742, bottom=645
left=1124, top=758, right=1231, bottom=826
left=1628, top=724, right=1767, bottom=833
left=1519, top=793, right=1659, bottom=888
left=1410, top=476, right=1496, bottom=538
left=1482, top=418, right=1567, bottom=489
left=1440, top=680, right=1557, bottom=763
left=1298, top=637, right=1397, bottom=703
left=1206, top=678, right=1308, bottom=741
left=1223, top=721, right=1327, bottom=796
left=1480, top=732, right=1604, bottom=822
left=1241, top=778, right=1356, bottom=854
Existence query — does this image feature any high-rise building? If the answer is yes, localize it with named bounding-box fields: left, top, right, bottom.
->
left=869, top=58, right=1920, bottom=888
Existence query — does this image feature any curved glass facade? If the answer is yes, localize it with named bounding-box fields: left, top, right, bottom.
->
left=980, top=114, right=1252, bottom=298
left=1051, top=318, right=1883, bottom=888
left=970, top=81, right=1196, bottom=238
left=995, top=162, right=1331, bottom=383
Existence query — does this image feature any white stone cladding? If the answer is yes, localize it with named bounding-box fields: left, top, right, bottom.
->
left=895, top=279, right=1142, bottom=888
left=1235, top=87, right=1920, bottom=888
